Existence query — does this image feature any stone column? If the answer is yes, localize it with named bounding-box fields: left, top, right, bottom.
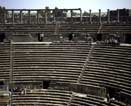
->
left=99, top=9, right=101, bottom=24
left=37, top=10, right=39, bottom=24
left=80, top=9, right=82, bottom=22
left=28, top=10, right=31, bottom=24
left=89, top=9, right=92, bottom=24
left=107, top=9, right=110, bottom=24
left=12, top=10, right=14, bottom=24
left=117, top=9, right=120, bottom=23
left=71, top=10, right=73, bottom=23
left=45, top=10, right=48, bottom=24
left=53, top=10, right=56, bottom=23
left=3, top=11, right=6, bottom=24
left=20, top=10, right=23, bottom=24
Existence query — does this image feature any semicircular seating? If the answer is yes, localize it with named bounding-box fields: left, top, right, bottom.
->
left=12, top=89, right=72, bottom=106
left=0, top=42, right=131, bottom=106
left=80, top=45, right=131, bottom=103
left=12, top=89, right=128, bottom=106
left=101, top=24, right=131, bottom=34
left=12, top=42, right=91, bottom=83
left=0, top=42, right=10, bottom=81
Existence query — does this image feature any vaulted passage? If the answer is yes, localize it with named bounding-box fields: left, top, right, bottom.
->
left=96, top=33, right=102, bottom=41
left=0, top=33, right=5, bottom=42
left=125, top=33, right=131, bottom=44
left=43, top=80, right=51, bottom=89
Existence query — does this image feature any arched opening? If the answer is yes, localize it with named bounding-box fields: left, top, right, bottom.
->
left=96, top=33, right=102, bottom=41
left=43, top=80, right=50, bottom=89
left=0, top=33, right=5, bottom=42
left=38, top=33, right=44, bottom=42
left=68, top=33, right=74, bottom=41
left=125, top=33, right=131, bottom=44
